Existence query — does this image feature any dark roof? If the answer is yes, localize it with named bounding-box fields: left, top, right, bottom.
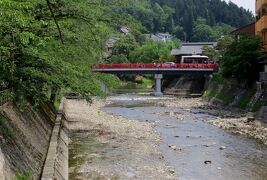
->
left=182, top=42, right=217, bottom=46
left=171, top=42, right=217, bottom=55
left=230, top=22, right=255, bottom=35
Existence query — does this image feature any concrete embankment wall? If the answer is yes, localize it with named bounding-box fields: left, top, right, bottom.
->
left=0, top=98, right=69, bottom=180
left=203, top=78, right=267, bottom=114
left=163, top=76, right=206, bottom=96
left=41, top=100, right=68, bottom=180
left=0, top=102, right=55, bottom=179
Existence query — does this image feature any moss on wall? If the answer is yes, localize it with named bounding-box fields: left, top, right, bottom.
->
left=0, top=114, right=14, bottom=139
left=204, top=77, right=263, bottom=112
left=0, top=102, right=55, bottom=179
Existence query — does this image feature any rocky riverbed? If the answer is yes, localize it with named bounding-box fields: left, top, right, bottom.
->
left=65, top=99, right=176, bottom=179
left=157, top=98, right=267, bottom=145
left=65, top=95, right=267, bottom=180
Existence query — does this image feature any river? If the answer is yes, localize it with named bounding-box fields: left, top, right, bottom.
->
left=68, top=84, right=267, bottom=180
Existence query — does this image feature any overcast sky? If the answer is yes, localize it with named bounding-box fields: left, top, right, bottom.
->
left=224, top=0, right=255, bottom=13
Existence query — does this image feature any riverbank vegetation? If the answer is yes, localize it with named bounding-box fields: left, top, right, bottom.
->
left=204, top=35, right=264, bottom=112
left=220, top=35, right=262, bottom=82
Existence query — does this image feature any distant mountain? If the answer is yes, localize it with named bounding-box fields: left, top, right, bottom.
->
left=124, top=0, right=254, bottom=41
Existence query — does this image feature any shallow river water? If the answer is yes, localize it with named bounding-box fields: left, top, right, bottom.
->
left=102, top=94, right=267, bottom=180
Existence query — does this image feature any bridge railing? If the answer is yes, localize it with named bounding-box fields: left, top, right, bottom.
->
left=93, top=63, right=219, bottom=69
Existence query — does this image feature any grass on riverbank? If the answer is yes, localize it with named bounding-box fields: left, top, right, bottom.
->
left=15, top=170, right=32, bottom=180
left=142, top=78, right=154, bottom=88
left=235, top=89, right=255, bottom=110
left=203, top=80, right=234, bottom=104
left=204, top=75, right=264, bottom=112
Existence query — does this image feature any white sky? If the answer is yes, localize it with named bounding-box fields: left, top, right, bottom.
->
left=224, top=0, right=255, bottom=13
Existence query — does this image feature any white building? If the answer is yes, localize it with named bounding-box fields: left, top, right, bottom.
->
left=149, top=33, right=174, bottom=42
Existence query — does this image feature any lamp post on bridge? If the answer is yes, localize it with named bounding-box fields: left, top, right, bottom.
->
left=153, top=74, right=163, bottom=96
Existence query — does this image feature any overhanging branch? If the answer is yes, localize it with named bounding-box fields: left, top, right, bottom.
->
left=45, top=0, right=64, bottom=44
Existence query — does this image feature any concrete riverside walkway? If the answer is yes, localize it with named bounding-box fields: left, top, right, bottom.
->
left=41, top=99, right=68, bottom=180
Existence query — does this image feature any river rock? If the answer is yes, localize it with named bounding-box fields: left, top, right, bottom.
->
left=168, top=144, right=177, bottom=150
left=169, top=169, right=175, bottom=174
left=204, top=160, right=212, bottom=164
left=247, top=116, right=255, bottom=123
left=168, top=144, right=181, bottom=151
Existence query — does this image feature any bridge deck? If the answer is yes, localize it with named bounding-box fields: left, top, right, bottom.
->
left=93, top=63, right=218, bottom=74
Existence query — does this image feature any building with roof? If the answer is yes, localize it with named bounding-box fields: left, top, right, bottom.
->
left=256, top=0, right=267, bottom=51
left=146, top=33, right=174, bottom=42
left=106, top=37, right=120, bottom=51
left=171, top=42, right=217, bottom=62
left=231, top=23, right=255, bottom=36
left=120, top=26, right=131, bottom=35
left=155, top=33, right=173, bottom=42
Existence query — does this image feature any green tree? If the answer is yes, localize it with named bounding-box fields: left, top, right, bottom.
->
left=127, top=0, right=254, bottom=40
left=173, top=25, right=186, bottom=41
left=213, top=23, right=235, bottom=39
left=129, top=40, right=179, bottom=63
left=202, top=35, right=234, bottom=62
left=191, top=18, right=216, bottom=42
left=183, top=5, right=194, bottom=40
left=0, top=0, right=128, bottom=106
left=221, top=35, right=262, bottom=81
left=216, top=35, right=234, bottom=57
left=112, top=35, right=138, bottom=59
left=152, top=3, right=166, bottom=32
left=110, top=54, right=129, bottom=64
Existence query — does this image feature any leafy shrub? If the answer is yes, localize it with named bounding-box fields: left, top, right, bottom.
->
left=220, top=35, right=262, bottom=82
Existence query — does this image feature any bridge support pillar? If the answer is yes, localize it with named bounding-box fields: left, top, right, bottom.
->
left=153, top=74, right=163, bottom=96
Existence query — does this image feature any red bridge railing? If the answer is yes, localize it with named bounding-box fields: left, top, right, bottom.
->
left=93, top=63, right=219, bottom=69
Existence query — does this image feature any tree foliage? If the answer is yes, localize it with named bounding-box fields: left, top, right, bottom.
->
left=203, top=35, right=234, bottom=62
left=220, top=35, right=262, bottom=81
left=191, top=18, right=216, bottom=42
left=0, top=0, right=127, bottom=105
left=122, top=0, right=253, bottom=41
left=112, top=35, right=138, bottom=59
left=129, top=40, right=179, bottom=63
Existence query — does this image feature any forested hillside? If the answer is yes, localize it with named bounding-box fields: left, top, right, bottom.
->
left=123, top=0, right=254, bottom=41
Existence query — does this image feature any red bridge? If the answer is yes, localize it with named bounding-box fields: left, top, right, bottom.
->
left=93, top=63, right=218, bottom=74
left=93, top=63, right=219, bottom=96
